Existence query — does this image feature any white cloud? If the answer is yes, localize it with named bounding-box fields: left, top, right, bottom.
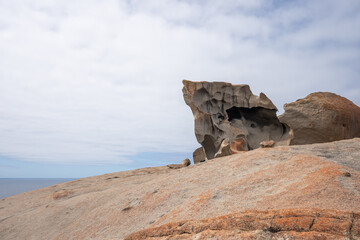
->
left=0, top=0, right=359, bottom=164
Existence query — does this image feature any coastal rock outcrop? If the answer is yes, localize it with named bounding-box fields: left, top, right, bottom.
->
left=1, top=138, right=360, bottom=239
left=182, top=80, right=293, bottom=161
left=279, top=92, right=360, bottom=145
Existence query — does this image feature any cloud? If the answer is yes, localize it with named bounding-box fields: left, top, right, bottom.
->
left=0, top=0, right=359, bottom=164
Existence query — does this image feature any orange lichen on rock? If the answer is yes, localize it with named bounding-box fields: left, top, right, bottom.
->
left=124, top=209, right=359, bottom=240
left=312, top=216, right=352, bottom=236
left=52, top=189, right=73, bottom=200
left=352, top=213, right=360, bottom=236
left=194, top=190, right=213, bottom=206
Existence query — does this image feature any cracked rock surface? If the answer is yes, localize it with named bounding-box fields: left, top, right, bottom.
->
left=1, top=138, right=359, bottom=240
left=125, top=209, right=360, bottom=240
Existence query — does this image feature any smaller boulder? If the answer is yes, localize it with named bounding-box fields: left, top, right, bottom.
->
left=193, top=147, right=206, bottom=164
left=214, top=139, right=232, bottom=158
left=167, top=158, right=191, bottom=169
left=260, top=140, right=275, bottom=148
left=230, top=137, right=248, bottom=152
left=181, top=158, right=191, bottom=167
left=214, top=137, right=248, bottom=158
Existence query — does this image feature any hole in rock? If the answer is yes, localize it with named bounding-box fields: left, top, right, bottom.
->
left=226, top=107, right=278, bottom=127
left=226, top=107, right=286, bottom=150
left=217, top=113, right=225, bottom=121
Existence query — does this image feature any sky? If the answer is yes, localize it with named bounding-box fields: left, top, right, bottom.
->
left=0, top=0, right=359, bottom=178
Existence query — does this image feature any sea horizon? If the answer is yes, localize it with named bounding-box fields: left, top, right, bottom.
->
left=0, top=178, right=78, bottom=199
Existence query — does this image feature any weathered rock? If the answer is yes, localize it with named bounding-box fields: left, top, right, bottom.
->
left=279, top=92, right=360, bottom=145
left=1, top=138, right=360, bottom=239
left=260, top=140, right=275, bottom=148
left=213, top=137, right=249, bottom=158
left=166, top=164, right=183, bottom=169
left=181, top=158, right=191, bottom=167
left=183, top=80, right=293, bottom=160
left=193, top=147, right=206, bottom=164
left=125, top=209, right=359, bottom=240
left=167, top=158, right=191, bottom=169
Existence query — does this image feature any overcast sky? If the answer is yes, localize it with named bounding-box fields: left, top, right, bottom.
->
left=1, top=0, right=359, bottom=177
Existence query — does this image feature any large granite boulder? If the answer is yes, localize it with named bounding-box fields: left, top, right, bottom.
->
left=279, top=92, right=360, bottom=145
left=183, top=80, right=293, bottom=160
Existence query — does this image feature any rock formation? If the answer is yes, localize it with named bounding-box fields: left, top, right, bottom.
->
left=279, top=92, right=360, bottom=145
left=1, top=81, right=360, bottom=240
left=182, top=80, right=293, bottom=161
left=1, top=138, right=360, bottom=239
left=167, top=158, right=191, bottom=169
left=193, top=147, right=206, bottom=163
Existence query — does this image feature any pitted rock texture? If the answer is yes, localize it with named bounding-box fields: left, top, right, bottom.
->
left=279, top=92, right=360, bottom=145
left=182, top=80, right=293, bottom=160
left=125, top=209, right=360, bottom=240
left=1, top=138, right=359, bottom=240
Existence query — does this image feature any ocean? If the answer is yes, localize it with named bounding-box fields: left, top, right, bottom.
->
left=0, top=178, right=77, bottom=199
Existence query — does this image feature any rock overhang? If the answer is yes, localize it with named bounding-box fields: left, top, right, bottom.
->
left=182, top=80, right=293, bottom=160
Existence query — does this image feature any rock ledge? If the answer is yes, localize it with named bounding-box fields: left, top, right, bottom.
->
left=125, top=209, right=360, bottom=240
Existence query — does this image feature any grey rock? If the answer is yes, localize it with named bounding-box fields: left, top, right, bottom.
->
left=193, top=147, right=206, bottom=164
left=183, top=80, right=293, bottom=160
